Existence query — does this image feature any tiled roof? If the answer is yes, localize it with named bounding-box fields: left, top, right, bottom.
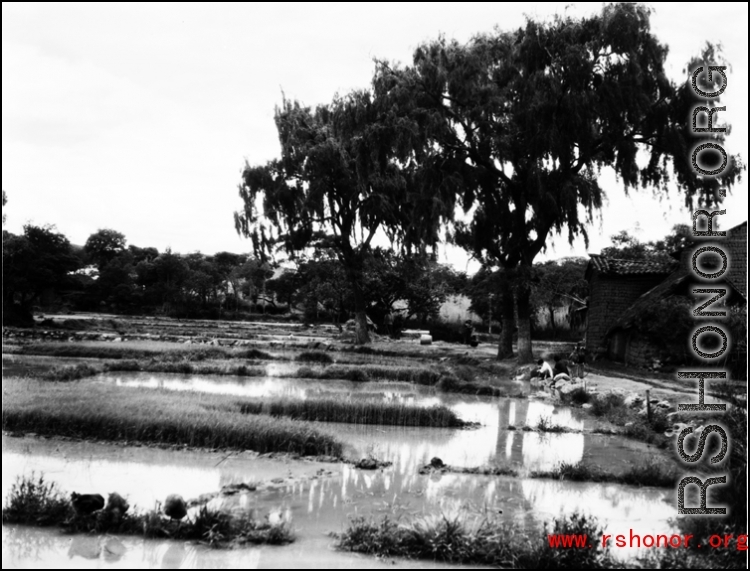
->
left=587, top=254, right=678, bottom=276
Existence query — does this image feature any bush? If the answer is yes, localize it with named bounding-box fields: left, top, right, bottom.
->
left=564, top=387, right=591, bottom=405
left=1, top=473, right=70, bottom=526
left=296, top=351, right=334, bottom=364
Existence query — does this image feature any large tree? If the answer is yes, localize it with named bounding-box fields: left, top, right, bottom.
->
left=84, top=228, right=127, bottom=270
left=235, top=90, right=453, bottom=344
left=376, top=3, right=743, bottom=361
left=3, top=224, right=81, bottom=323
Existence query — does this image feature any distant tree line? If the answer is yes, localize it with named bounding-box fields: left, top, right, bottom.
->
left=3, top=210, right=595, bottom=340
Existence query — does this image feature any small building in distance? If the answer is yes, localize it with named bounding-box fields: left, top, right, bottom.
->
left=585, top=255, right=678, bottom=359
left=584, top=220, right=747, bottom=377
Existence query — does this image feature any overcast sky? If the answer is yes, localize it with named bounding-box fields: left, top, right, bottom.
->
left=3, top=2, right=747, bottom=272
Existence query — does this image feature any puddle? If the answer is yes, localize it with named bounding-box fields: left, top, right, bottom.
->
left=2, top=525, right=482, bottom=569
left=2, top=434, right=677, bottom=567
left=3, top=373, right=682, bottom=567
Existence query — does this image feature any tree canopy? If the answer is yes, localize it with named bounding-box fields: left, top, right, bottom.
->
left=375, top=3, right=744, bottom=360
left=235, top=90, right=454, bottom=343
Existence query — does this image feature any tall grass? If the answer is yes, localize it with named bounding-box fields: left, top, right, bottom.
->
left=334, top=511, right=616, bottom=568
left=294, top=365, right=440, bottom=384
left=296, top=351, right=334, bottom=364
left=231, top=398, right=466, bottom=428
left=2, top=379, right=343, bottom=456
left=43, top=363, right=103, bottom=382
left=106, top=360, right=267, bottom=377
left=530, top=460, right=678, bottom=487
left=1, top=474, right=293, bottom=548
left=17, top=342, right=272, bottom=362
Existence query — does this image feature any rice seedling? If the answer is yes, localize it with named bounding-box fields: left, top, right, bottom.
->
left=42, top=363, right=102, bottom=382
left=232, top=398, right=467, bottom=428
left=296, top=351, right=334, bottom=364
left=3, top=379, right=343, bottom=456
left=104, top=360, right=267, bottom=377
left=17, top=342, right=273, bottom=363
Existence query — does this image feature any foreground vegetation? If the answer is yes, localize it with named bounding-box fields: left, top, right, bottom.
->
left=3, top=379, right=343, bottom=456
left=334, top=511, right=617, bottom=568
left=1, top=474, right=293, bottom=548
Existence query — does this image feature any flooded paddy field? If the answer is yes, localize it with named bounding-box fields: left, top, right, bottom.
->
left=2, top=314, right=709, bottom=568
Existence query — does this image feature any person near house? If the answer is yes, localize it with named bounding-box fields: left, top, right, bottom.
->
left=569, top=343, right=586, bottom=379
left=383, top=311, right=393, bottom=337
left=463, top=320, right=475, bottom=345
left=533, top=358, right=554, bottom=380
left=553, top=355, right=570, bottom=377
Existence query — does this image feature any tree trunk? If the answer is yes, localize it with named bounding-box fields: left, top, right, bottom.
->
left=346, top=262, right=371, bottom=345
left=515, top=283, right=533, bottom=363
left=497, top=282, right=514, bottom=359
left=352, top=283, right=371, bottom=344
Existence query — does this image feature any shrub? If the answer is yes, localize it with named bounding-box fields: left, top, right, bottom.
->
left=1, top=473, right=71, bottom=526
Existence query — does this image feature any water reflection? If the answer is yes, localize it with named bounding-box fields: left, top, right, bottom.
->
left=4, top=374, right=678, bottom=567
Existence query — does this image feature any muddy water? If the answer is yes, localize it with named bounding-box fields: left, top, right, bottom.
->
left=95, top=372, right=660, bottom=474
left=2, top=433, right=676, bottom=568
left=1, top=525, right=484, bottom=569
left=4, top=375, right=680, bottom=567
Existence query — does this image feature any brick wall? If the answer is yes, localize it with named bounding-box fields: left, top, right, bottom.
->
left=586, top=271, right=666, bottom=349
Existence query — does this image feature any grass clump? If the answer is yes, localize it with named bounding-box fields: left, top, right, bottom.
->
left=3, top=379, right=343, bottom=456
left=17, top=342, right=274, bottom=363
left=237, top=348, right=273, bottom=360
left=531, top=460, right=677, bottom=487
left=536, top=416, right=568, bottom=433
left=296, top=351, right=334, bottom=364
left=234, top=398, right=467, bottom=428
left=1, top=473, right=70, bottom=526
left=590, top=393, right=626, bottom=418
left=561, top=387, right=592, bottom=406
left=42, top=363, right=102, bottom=382
left=334, top=511, right=616, bottom=568
left=1, top=475, right=293, bottom=548
left=103, top=359, right=267, bottom=377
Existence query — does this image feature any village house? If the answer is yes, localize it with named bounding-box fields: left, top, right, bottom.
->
left=585, top=221, right=747, bottom=375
